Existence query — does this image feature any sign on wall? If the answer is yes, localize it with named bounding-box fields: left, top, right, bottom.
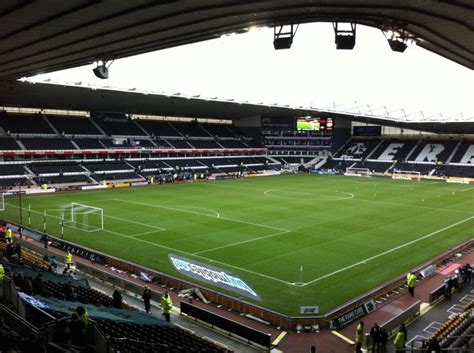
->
left=169, top=254, right=261, bottom=301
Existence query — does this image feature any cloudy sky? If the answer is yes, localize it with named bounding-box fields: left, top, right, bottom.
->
left=31, top=23, right=473, bottom=121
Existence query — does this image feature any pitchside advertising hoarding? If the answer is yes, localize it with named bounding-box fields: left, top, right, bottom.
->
left=169, top=254, right=261, bottom=301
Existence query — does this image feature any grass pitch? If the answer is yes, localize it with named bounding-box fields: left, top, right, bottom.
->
left=2, top=174, right=473, bottom=315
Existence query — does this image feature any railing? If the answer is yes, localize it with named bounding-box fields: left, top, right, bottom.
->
left=0, top=304, right=40, bottom=338
left=400, top=335, right=474, bottom=352
left=181, top=301, right=272, bottom=349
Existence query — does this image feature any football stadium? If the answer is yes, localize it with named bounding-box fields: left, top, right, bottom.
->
left=0, top=2, right=472, bottom=353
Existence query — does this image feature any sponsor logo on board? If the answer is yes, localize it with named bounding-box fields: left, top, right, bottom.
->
left=169, top=254, right=261, bottom=301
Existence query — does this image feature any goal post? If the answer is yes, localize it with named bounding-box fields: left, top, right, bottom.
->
left=60, top=202, right=104, bottom=232
left=392, top=170, right=421, bottom=181
left=344, top=167, right=371, bottom=177
left=0, top=193, right=4, bottom=211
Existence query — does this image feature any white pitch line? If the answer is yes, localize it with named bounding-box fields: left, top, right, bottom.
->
left=113, top=199, right=290, bottom=232
left=193, top=229, right=291, bottom=255
left=264, top=189, right=354, bottom=201
left=102, top=227, right=294, bottom=286
left=461, top=186, right=474, bottom=192
left=351, top=198, right=473, bottom=215
left=104, top=214, right=166, bottom=232
left=128, top=230, right=166, bottom=237
left=5, top=202, right=166, bottom=232
left=301, top=216, right=474, bottom=287
left=5, top=202, right=294, bottom=286
left=167, top=205, right=220, bottom=218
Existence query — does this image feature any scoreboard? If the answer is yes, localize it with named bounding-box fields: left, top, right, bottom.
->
left=296, top=116, right=334, bottom=131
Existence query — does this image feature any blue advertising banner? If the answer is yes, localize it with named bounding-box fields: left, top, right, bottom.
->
left=169, top=254, right=261, bottom=301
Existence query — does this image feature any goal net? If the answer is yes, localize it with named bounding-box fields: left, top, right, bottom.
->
left=60, top=203, right=104, bottom=232
left=344, top=167, right=371, bottom=177
left=392, top=170, right=421, bottom=181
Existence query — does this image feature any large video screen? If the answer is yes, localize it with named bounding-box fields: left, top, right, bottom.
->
left=296, top=116, right=333, bottom=131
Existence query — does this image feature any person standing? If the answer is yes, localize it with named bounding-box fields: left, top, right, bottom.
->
left=65, top=250, right=73, bottom=270
left=380, top=327, right=388, bottom=353
left=160, top=292, right=173, bottom=322
left=407, top=272, right=416, bottom=297
left=112, top=290, right=123, bottom=309
left=5, top=227, right=13, bottom=244
left=355, top=321, right=364, bottom=353
left=142, top=286, right=151, bottom=313
left=444, top=276, right=452, bottom=300
left=43, top=233, right=49, bottom=249
left=393, top=327, right=405, bottom=353
left=0, top=263, right=4, bottom=290
left=427, top=336, right=441, bottom=353
left=370, top=322, right=382, bottom=353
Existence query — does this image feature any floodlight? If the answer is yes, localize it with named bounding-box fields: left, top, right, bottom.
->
left=383, top=29, right=416, bottom=53
left=273, top=24, right=298, bottom=50
left=333, top=23, right=356, bottom=50
left=93, top=60, right=113, bottom=79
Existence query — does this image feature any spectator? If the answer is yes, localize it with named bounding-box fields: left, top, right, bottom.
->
left=75, top=306, right=89, bottom=327
left=5, top=242, right=14, bottom=259
left=20, top=276, right=33, bottom=295
left=112, top=290, right=123, bottom=309
left=142, top=286, right=152, bottom=313
left=370, top=322, right=382, bottom=353
left=454, top=269, right=462, bottom=291
left=444, top=276, right=452, bottom=300
left=32, top=273, right=44, bottom=296
left=69, top=313, right=86, bottom=346
left=42, top=233, right=49, bottom=249
left=355, top=321, right=364, bottom=353
left=14, top=243, right=21, bottom=259
left=310, top=345, right=316, bottom=352
left=63, top=281, right=76, bottom=301
left=160, top=292, right=173, bottom=322
left=49, top=256, right=58, bottom=272
left=53, top=319, right=70, bottom=344
left=427, top=336, right=441, bottom=353
left=380, top=327, right=388, bottom=353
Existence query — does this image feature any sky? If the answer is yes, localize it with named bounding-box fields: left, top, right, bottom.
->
left=30, top=23, right=474, bottom=121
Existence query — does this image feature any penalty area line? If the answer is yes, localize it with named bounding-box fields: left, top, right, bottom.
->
left=193, top=229, right=291, bottom=255
left=113, top=198, right=290, bottom=232
left=102, top=229, right=294, bottom=286
left=4, top=203, right=293, bottom=286
left=302, top=216, right=474, bottom=287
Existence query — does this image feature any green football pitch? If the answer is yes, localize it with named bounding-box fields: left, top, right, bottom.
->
left=2, top=174, right=473, bottom=315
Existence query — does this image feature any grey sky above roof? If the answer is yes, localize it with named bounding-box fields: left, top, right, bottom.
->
left=30, top=23, right=473, bottom=122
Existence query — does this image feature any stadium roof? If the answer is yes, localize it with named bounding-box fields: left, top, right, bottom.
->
left=1, top=80, right=473, bottom=134
left=0, top=1, right=472, bottom=81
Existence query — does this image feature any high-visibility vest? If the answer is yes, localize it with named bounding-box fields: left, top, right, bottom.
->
left=65, top=253, right=73, bottom=264
left=161, top=296, right=173, bottom=314
left=0, top=264, right=4, bottom=283
left=5, top=229, right=12, bottom=239
left=355, top=323, right=364, bottom=343
left=408, top=274, right=416, bottom=287
left=394, top=331, right=405, bottom=348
